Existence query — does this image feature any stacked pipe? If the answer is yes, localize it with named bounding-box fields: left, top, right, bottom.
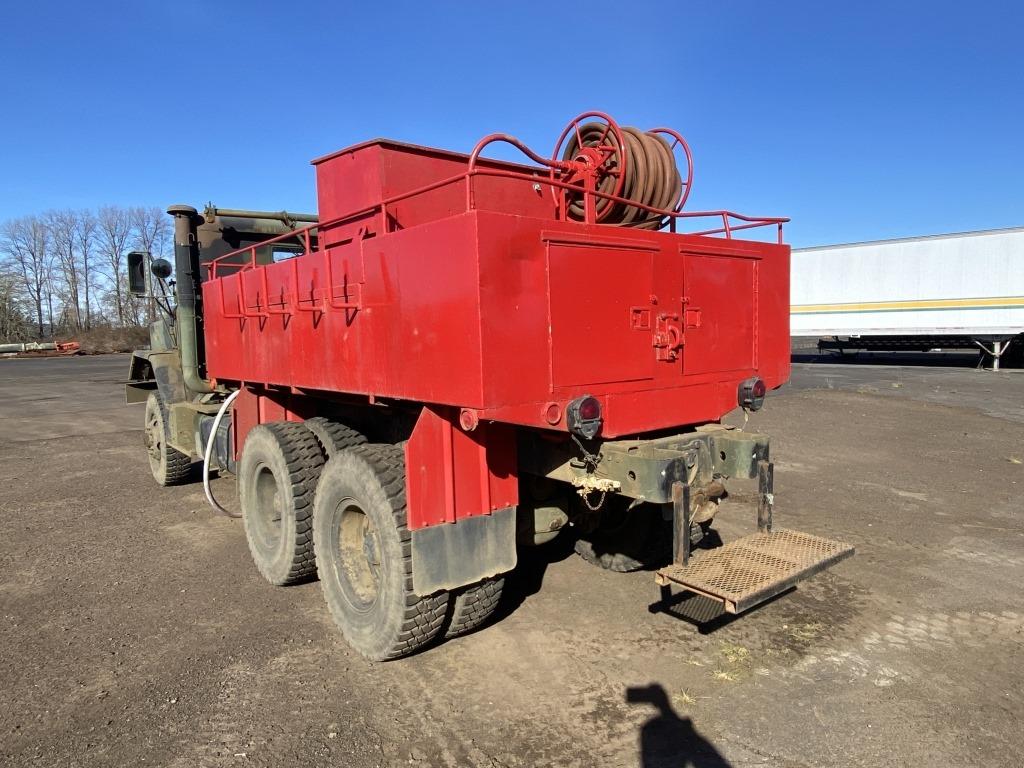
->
left=561, top=123, right=683, bottom=229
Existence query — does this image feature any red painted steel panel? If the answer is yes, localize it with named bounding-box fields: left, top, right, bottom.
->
left=546, top=241, right=655, bottom=388
left=204, top=209, right=790, bottom=438
left=682, top=250, right=757, bottom=376
left=205, top=139, right=791, bottom=450
left=404, top=406, right=518, bottom=530
left=313, top=140, right=553, bottom=229
left=230, top=386, right=305, bottom=460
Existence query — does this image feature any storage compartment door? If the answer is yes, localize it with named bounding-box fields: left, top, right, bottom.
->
left=682, top=249, right=758, bottom=376
left=546, top=238, right=656, bottom=389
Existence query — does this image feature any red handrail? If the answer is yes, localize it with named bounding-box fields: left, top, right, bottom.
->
left=202, top=130, right=789, bottom=296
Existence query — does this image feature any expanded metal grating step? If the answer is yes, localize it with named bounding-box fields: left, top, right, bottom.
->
left=655, top=529, right=854, bottom=615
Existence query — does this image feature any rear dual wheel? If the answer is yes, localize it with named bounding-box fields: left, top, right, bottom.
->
left=313, top=444, right=451, bottom=660
left=238, top=418, right=365, bottom=585
left=238, top=422, right=325, bottom=586
left=445, top=577, right=504, bottom=638
left=239, top=423, right=504, bottom=659
left=573, top=499, right=675, bottom=572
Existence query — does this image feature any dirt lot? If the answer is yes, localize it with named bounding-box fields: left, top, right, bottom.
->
left=1, top=354, right=1022, bottom=767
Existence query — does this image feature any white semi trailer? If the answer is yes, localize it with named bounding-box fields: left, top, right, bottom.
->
left=791, top=226, right=1024, bottom=368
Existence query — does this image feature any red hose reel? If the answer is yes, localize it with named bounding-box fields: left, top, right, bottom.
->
left=549, top=111, right=694, bottom=228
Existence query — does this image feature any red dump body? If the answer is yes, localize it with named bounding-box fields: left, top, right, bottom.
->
left=201, top=138, right=790, bottom=530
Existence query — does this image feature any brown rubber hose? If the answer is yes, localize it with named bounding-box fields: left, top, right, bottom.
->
left=561, top=123, right=684, bottom=228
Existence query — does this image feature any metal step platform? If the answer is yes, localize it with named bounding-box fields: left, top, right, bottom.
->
left=655, top=529, right=855, bottom=615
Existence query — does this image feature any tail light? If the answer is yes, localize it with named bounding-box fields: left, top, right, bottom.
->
left=738, top=377, right=767, bottom=411
left=567, top=395, right=602, bottom=439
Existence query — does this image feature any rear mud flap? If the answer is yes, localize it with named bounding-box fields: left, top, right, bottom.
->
left=655, top=528, right=854, bottom=614
left=411, top=506, right=517, bottom=596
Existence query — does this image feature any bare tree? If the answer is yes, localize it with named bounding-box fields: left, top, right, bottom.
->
left=77, top=210, right=98, bottom=331
left=0, top=272, right=29, bottom=341
left=98, top=206, right=133, bottom=326
left=132, top=206, right=171, bottom=323
left=0, top=216, right=50, bottom=337
left=47, top=210, right=82, bottom=331
left=131, top=206, right=170, bottom=258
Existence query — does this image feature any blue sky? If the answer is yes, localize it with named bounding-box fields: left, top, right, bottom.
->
left=0, top=0, right=1020, bottom=247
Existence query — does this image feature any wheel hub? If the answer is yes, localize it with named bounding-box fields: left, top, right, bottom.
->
left=338, top=500, right=381, bottom=608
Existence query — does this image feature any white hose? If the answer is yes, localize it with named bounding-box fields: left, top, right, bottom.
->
left=203, top=388, right=242, bottom=517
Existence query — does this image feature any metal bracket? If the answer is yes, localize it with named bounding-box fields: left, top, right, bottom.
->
left=757, top=460, right=774, bottom=533
left=670, top=480, right=692, bottom=566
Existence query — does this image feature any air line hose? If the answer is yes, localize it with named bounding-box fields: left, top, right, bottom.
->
left=203, top=388, right=242, bottom=517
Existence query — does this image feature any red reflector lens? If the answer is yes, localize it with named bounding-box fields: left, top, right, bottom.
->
left=738, top=377, right=767, bottom=411
left=578, top=397, right=601, bottom=421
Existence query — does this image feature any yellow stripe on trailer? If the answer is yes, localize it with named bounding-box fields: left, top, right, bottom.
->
left=791, top=296, right=1024, bottom=314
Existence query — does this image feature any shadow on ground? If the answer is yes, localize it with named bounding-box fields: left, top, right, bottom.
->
left=792, top=350, right=982, bottom=367
left=492, top=533, right=576, bottom=622
left=627, top=684, right=731, bottom=767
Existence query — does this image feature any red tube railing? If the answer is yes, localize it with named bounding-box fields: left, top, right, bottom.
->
left=203, top=133, right=788, bottom=318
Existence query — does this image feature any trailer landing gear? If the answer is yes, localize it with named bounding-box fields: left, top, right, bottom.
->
left=655, top=461, right=854, bottom=615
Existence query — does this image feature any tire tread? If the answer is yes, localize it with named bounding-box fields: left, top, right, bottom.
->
left=315, top=443, right=449, bottom=660
left=242, top=421, right=325, bottom=586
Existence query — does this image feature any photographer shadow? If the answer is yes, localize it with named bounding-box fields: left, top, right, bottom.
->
left=626, top=684, right=732, bottom=768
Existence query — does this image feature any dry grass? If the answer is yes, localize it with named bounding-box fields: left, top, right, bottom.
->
left=720, top=642, right=751, bottom=664
left=787, top=621, right=826, bottom=642
left=674, top=690, right=697, bottom=707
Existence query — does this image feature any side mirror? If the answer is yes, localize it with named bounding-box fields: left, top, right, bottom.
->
left=151, top=257, right=173, bottom=281
left=127, top=251, right=148, bottom=296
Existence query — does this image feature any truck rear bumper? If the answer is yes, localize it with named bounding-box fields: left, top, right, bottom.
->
left=519, top=424, right=770, bottom=505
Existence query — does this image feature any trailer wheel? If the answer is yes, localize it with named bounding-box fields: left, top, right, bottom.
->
left=144, top=391, right=193, bottom=486
left=238, top=422, right=325, bottom=586
left=573, top=502, right=673, bottom=573
left=313, top=444, right=449, bottom=660
left=304, top=416, right=367, bottom=458
left=443, top=576, right=504, bottom=639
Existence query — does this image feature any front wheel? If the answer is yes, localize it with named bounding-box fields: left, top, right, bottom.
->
left=313, top=444, right=449, bottom=660
left=143, top=391, right=193, bottom=486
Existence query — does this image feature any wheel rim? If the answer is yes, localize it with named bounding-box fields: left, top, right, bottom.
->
left=336, top=497, right=381, bottom=611
left=250, top=463, right=284, bottom=552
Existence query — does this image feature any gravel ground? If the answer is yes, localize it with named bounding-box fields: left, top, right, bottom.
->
left=1, top=354, right=1021, bottom=767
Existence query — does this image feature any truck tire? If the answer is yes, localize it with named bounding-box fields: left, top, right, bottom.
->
left=313, top=444, right=449, bottom=660
left=444, top=577, right=504, bottom=639
left=238, top=422, right=325, bottom=586
left=144, top=391, right=193, bottom=486
left=573, top=502, right=672, bottom=573
left=304, top=416, right=367, bottom=458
